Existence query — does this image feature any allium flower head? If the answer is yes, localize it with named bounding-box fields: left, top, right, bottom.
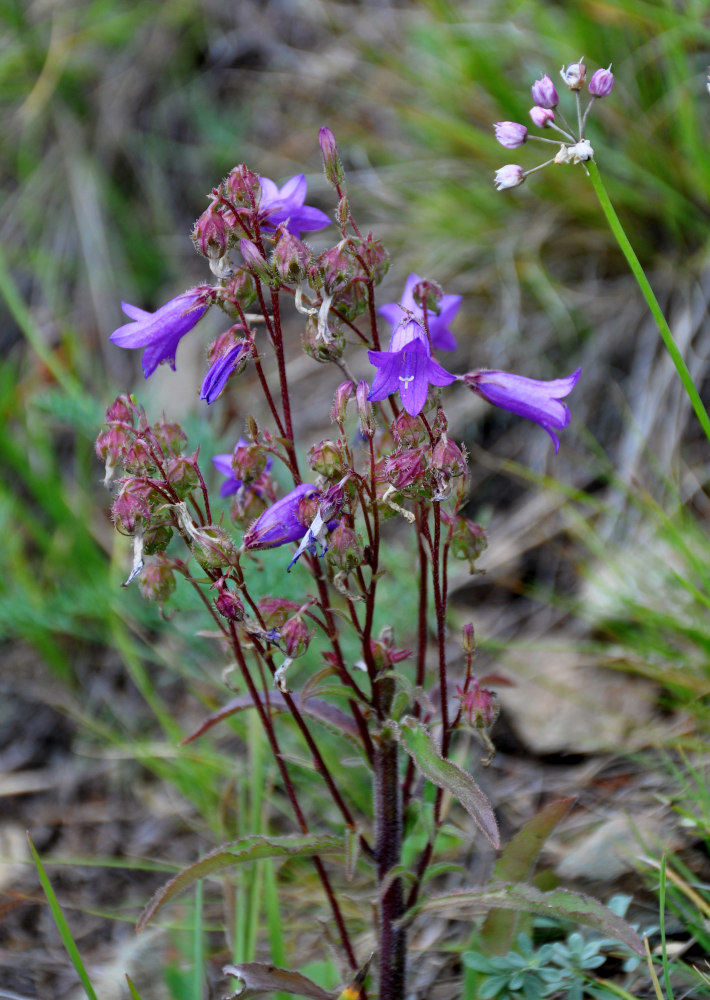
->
left=588, top=66, right=614, bottom=97
left=378, top=273, right=462, bottom=352
left=110, top=290, right=209, bottom=378
left=494, top=121, right=528, bottom=149
left=258, top=174, right=330, bottom=238
left=462, top=367, right=581, bottom=452
left=367, top=318, right=457, bottom=417
left=531, top=74, right=559, bottom=109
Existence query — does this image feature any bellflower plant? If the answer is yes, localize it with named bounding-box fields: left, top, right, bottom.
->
left=97, top=124, right=645, bottom=1000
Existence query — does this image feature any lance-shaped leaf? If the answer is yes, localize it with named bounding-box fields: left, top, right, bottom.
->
left=394, top=716, right=499, bottom=848
left=480, top=797, right=575, bottom=954
left=222, top=962, right=336, bottom=1000
left=181, top=692, right=361, bottom=746
left=413, top=882, right=645, bottom=955
left=137, top=834, right=342, bottom=932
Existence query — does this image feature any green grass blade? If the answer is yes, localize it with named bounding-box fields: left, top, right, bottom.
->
left=125, top=975, right=146, bottom=1000
left=192, top=879, right=203, bottom=1000
left=27, top=834, right=100, bottom=1000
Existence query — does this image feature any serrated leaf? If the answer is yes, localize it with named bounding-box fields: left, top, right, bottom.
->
left=222, top=962, right=336, bottom=1000
left=480, top=797, right=575, bottom=954
left=394, top=716, right=499, bottom=848
left=137, top=834, right=342, bottom=932
left=416, top=882, right=645, bottom=955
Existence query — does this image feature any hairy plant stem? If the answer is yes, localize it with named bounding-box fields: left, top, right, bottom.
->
left=375, top=700, right=405, bottom=1000
left=587, top=158, right=710, bottom=444
left=227, top=623, right=358, bottom=970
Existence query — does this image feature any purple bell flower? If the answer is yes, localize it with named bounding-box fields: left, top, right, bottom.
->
left=462, top=368, right=581, bottom=452
left=378, top=273, right=462, bottom=352
left=258, top=175, right=330, bottom=238
left=242, top=483, right=320, bottom=549
left=213, top=438, right=274, bottom=499
left=110, top=289, right=209, bottom=378
left=367, top=318, right=457, bottom=417
left=200, top=341, right=250, bottom=404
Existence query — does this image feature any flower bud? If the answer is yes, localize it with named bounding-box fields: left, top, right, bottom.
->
left=152, top=420, right=188, bottom=457
left=221, top=270, right=257, bottom=310
left=494, top=165, right=525, bottom=191
left=457, top=678, right=498, bottom=729
left=192, top=204, right=228, bottom=260
left=531, top=73, right=559, bottom=108
left=332, top=380, right=354, bottom=425
left=326, top=522, right=363, bottom=573
left=223, top=164, right=262, bottom=207
left=446, top=515, right=487, bottom=573
left=95, top=425, right=129, bottom=467
left=138, top=559, right=176, bottom=606
left=311, top=244, right=352, bottom=292
left=308, top=438, right=347, bottom=479
left=243, top=484, right=320, bottom=550
left=240, top=239, right=273, bottom=283
left=356, top=379, right=376, bottom=438
left=143, top=523, right=174, bottom=554
left=112, top=482, right=152, bottom=535
left=166, top=455, right=199, bottom=497
left=431, top=434, right=467, bottom=478
left=319, top=126, right=345, bottom=188
left=281, top=615, right=311, bottom=658
left=412, top=279, right=443, bottom=315
left=461, top=623, right=476, bottom=654
left=560, top=59, right=586, bottom=90
left=232, top=441, right=268, bottom=486
left=214, top=588, right=245, bottom=622
left=529, top=106, right=555, bottom=128
left=258, top=595, right=301, bottom=627
left=391, top=411, right=427, bottom=447
left=123, top=436, right=158, bottom=476
left=588, top=65, right=614, bottom=98
left=384, top=448, right=427, bottom=492
left=302, top=314, right=345, bottom=363
left=192, top=525, right=239, bottom=570
left=337, top=196, right=349, bottom=228
left=106, top=394, right=137, bottom=425
left=493, top=121, right=528, bottom=149
left=272, top=226, right=311, bottom=283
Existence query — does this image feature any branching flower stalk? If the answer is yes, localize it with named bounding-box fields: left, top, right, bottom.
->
left=98, top=129, right=583, bottom=1000
left=493, top=58, right=710, bottom=445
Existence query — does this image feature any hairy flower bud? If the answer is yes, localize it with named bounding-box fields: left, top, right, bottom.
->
left=446, top=514, right=487, bottom=573
left=123, top=436, right=158, bottom=476
left=214, top=587, right=245, bottom=622
left=461, top=623, right=476, bottom=654
left=138, top=559, right=176, bottom=606
left=240, top=239, right=273, bottom=283
left=494, top=121, right=528, bottom=149
left=457, top=678, right=498, bottom=729
left=166, top=455, right=199, bottom=497
left=281, top=615, right=311, bottom=658
left=529, top=106, right=555, bottom=128
left=152, top=420, right=188, bottom=457
left=332, top=380, right=355, bottom=424
left=223, top=164, right=262, bottom=207
left=143, top=523, right=174, bottom=554
left=561, top=59, right=586, bottom=90
left=221, top=270, right=257, bottom=310
left=319, top=126, right=345, bottom=188
left=192, top=525, right=239, bottom=570
left=272, top=226, right=311, bottom=283
left=356, top=380, right=376, bottom=438
left=232, top=441, right=268, bottom=486
left=112, top=482, right=152, bottom=535
left=391, top=411, right=427, bottom=447
left=302, top=314, right=345, bottom=362
left=326, top=522, right=363, bottom=573
left=412, top=279, right=443, bottom=315
left=431, top=434, right=467, bottom=478
left=308, top=438, right=347, bottom=479
left=588, top=65, right=614, bottom=97
left=192, top=204, right=228, bottom=260
left=384, top=447, right=427, bottom=492
left=106, top=394, right=137, bottom=425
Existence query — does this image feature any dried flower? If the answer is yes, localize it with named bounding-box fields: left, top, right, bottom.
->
left=561, top=59, right=586, bottom=90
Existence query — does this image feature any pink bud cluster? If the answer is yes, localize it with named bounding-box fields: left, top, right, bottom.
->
left=492, top=59, right=614, bottom=191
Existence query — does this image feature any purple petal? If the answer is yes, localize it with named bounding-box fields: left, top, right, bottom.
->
left=200, top=343, right=248, bottom=404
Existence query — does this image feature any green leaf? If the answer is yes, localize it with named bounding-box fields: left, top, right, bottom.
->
left=480, top=797, right=575, bottom=954
left=223, top=962, right=336, bottom=1000
left=137, top=834, right=343, bottom=932
left=125, top=975, right=146, bottom=1000
left=415, top=883, right=645, bottom=955
left=394, top=716, right=499, bottom=847
left=28, top=835, right=100, bottom=1000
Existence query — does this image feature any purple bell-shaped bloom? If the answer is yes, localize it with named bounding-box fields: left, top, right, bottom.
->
left=200, top=341, right=250, bottom=404
left=242, top=483, right=320, bottom=549
left=462, top=367, right=581, bottom=452
left=110, top=289, right=209, bottom=378
left=368, top=318, right=457, bottom=417
left=378, top=273, right=461, bottom=352
left=258, top=175, right=331, bottom=238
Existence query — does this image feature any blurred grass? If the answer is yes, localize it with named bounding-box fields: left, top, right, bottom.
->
left=2, top=0, right=710, bottom=991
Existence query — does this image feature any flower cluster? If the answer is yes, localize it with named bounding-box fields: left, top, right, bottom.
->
left=493, top=59, right=614, bottom=190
